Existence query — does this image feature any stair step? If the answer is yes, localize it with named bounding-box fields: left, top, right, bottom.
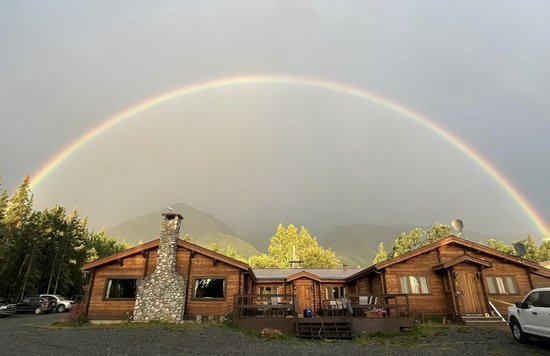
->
left=295, top=321, right=353, bottom=339
left=460, top=315, right=505, bottom=324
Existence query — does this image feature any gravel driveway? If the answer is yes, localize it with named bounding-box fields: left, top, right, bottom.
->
left=1, top=314, right=549, bottom=355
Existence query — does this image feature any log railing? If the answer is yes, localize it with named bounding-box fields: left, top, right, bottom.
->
left=343, top=294, right=410, bottom=318
left=233, top=294, right=297, bottom=318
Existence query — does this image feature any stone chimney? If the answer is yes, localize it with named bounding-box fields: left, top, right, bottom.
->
left=133, top=212, right=187, bottom=322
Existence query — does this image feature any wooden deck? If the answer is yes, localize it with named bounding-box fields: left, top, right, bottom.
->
left=232, top=293, right=414, bottom=338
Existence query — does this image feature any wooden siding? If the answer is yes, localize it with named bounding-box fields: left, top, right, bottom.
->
left=370, top=275, right=383, bottom=294
left=184, top=253, right=242, bottom=318
left=384, top=250, right=452, bottom=315
left=87, top=246, right=246, bottom=319
left=531, top=273, right=550, bottom=289
left=87, top=253, right=146, bottom=319
left=381, top=243, right=550, bottom=317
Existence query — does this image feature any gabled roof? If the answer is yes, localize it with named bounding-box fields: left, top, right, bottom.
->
left=82, top=239, right=250, bottom=271
left=286, top=270, right=322, bottom=282
left=432, top=254, right=492, bottom=271
left=348, top=235, right=550, bottom=280
left=252, top=268, right=363, bottom=281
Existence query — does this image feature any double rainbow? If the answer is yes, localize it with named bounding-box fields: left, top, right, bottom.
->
left=29, top=74, right=550, bottom=237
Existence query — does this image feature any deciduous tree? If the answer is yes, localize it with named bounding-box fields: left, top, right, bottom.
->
left=248, top=224, right=341, bottom=268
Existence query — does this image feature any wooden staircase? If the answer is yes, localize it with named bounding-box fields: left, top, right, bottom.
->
left=295, top=318, right=353, bottom=339
left=459, top=314, right=507, bottom=324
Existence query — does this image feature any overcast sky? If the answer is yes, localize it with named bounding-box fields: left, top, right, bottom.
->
left=1, top=1, right=549, bottom=241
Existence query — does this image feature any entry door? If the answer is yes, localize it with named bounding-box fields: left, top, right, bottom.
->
left=456, top=272, right=485, bottom=314
left=294, top=280, right=314, bottom=314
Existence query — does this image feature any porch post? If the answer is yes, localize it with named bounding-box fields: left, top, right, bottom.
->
left=447, top=269, right=460, bottom=317
left=478, top=267, right=491, bottom=314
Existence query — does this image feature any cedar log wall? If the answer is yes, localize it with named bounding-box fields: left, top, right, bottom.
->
left=382, top=243, right=550, bottom=317
left=87, top=246, right=245, bottom=319
left=384, top=249, right=453, bottom=315
left=253, top=281, right=350, bottom=312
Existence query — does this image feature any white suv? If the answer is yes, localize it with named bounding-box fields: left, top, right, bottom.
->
left=40, top=294, right=75, bottom=313
left=508, top=287, right=550, bottom=343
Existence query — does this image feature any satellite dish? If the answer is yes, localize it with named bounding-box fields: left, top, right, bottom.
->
left=451, top=219, right=464, bottom=238
left=513, top=242, right=527, bottom=258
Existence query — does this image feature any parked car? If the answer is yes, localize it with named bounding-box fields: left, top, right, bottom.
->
left=16, top=296, right=56, bottom=314
left=40, top=294, right=75, bottom=312
left=508, top=287, right=550, bottom=343
left=0, top=297, right=17, bottom=317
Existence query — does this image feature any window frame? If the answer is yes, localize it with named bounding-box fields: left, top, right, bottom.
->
left=258, top=285, right=279, bottom=294
left=103, top=277, right=138, bottom=300
left=324, top=285, right=346, bottom=300
left=192, top=276, right=227, bottom=301
left=484, top=275, right=519, bottom=295
left=398, top=275, right=430, bottom=295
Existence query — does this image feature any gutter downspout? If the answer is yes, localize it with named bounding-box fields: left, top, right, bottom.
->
left=84, top=268, right=95, bottom=316
left=183, top=250, right=193, bottom=319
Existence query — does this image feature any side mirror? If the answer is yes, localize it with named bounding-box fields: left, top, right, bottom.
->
left=515, top=301, right=529, bottom=309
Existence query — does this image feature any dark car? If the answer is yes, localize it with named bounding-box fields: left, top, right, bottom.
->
left=0, top=297, right=17, bottom=317
left=16, top=296, right=56, bottom=314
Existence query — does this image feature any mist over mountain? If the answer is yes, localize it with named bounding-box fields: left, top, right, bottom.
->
left=106, top=203, right=260, bottom=257
left=320, top=224, right=528, bottom=267
left=106, top=203, right=529, bottom=266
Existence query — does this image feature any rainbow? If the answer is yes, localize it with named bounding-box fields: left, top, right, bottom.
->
left=29, top=74, right=550, bottom=237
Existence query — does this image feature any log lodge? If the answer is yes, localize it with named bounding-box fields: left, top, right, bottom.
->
left=82, top=212, right=550, bottom=337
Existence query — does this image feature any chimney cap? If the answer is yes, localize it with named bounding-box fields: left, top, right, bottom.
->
left=162, top=212, right=184, bottom=220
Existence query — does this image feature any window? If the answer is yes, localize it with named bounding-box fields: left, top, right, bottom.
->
left=540, top=292, right=550, bottom=308
left=259, top=286, right=278, bottom=294
left=485, top=276, right=517, bottom=294
left=524, top=292, right=540, bottom=307
left=193, top=278, right=225, bottom=299
left=325, top=286, right=345, bottom=299
left=105, top=279, right=136, bottom=299
left=399, top=276, right=429, bottom=294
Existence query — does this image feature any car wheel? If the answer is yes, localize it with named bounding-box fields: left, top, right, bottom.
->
left=34, top=307, right=43, bottom=315
left=56, top=304, right=66, bottom=313
left=511, top=319, right=529, bottom=343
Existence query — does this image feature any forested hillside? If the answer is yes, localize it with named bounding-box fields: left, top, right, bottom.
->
left=0, top=176, right=128, bottom=301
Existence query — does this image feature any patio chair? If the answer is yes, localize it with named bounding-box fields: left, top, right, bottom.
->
left=329, top=300, right=338, bottom=316
left=270, top=296, right=280, bottom=317
left=341, top=297, right=354, bottom=315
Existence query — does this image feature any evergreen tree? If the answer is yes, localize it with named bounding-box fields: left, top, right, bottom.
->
left=372, top=242, right=388, bottom=264
left=4, top=175, right=32, bottom=229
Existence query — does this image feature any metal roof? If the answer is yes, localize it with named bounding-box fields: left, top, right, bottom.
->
left=252, top=268, right=364, bottom=280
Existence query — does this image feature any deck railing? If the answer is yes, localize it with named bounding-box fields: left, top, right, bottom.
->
left=233, top=294, right=297, bottom=318
left=344, top=293, right=410, bottom=318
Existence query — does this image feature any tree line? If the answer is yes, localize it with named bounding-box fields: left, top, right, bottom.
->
left=0, top=176, right=129, bottom=301
left=372, top=223, right=550, bottom=264
left=3, top=175, right=549, bottom=301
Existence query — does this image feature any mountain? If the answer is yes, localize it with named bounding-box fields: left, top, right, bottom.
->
left=106, top=203, right=531, bottom=266
left=320, top=225, right=402, bottom=267
left=321, top=224, right=529, bottom=267
left=106, top=203, right=260, bottom=257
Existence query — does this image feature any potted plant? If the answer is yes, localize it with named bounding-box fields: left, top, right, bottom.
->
left=366, top=308, right=387, bottom=318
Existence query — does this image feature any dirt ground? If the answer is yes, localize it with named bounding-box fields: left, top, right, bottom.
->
left=1, top=314, right=549, bottom=355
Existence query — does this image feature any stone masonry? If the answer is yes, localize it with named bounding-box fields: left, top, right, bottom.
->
left=133, top=212, right=187, bottom=322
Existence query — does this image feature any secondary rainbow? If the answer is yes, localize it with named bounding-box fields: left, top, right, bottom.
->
left=29, top=74, right=550, bottom=237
